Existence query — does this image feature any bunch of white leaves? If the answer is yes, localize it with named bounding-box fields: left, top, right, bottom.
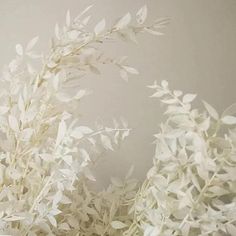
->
left=125, top=80, right=236, bottom=236
left=0, top=5, right=166, bottom=236
left=56, top=167, right=138, bottom=236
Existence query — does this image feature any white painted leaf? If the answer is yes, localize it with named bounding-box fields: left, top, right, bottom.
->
left=80, top=148, right=90, bottom=161
left=199, top=117, right=210, bottom=131
left=115, top=12, right=131, bottom=29
left=71, top=126, right=93, bottom=139
left=222, top=102, right=236, bottom=117
left=182, top=93, right=196, bottom=103
left=82, top=15, right=91, bottom=25
left=55, top=23, right=60, bottom=39
left=0, top=106, right=9, bottom=114
left=62, top=155, right=73, bottom=166
left=136, top=5, right=147, bottom=24
left=47, top=215, right=57, bottom=227
left=125, top=165, right=134, bottom=179
left=75, top=4, right=93, bottom=20
left=122, top=66, right=139, bottom=75
left=20, top=128, right=34, bottom=141
left=74, top=89, right=87, bottom=100
left=56, top=120, right=67, bottom=146
left=18, top=95, right=25, bottom=112
left=84, top=168, right=96, bottom=181
left=226, top=224, right=236, bottom=235
left=8, top=115, right=19, bottom=132
left=144, top=226, right=160, bottom=236
left=144, top=28, right=164, bottom=35
left=120, top=69, right=128, bottom=81
left=53, top=191, right=62, bottom=207
left=221, top=115, right=236, bottom=125
left=101, top=134, right=113, bottom=150
left=16, top=44, right=23, bottom=56
left=58, top=222, right=70, bottom=231
left=111, top=221, right=127, bottom=229
left=122, top=129, right=130, bottom=140
left=26, top=36, right=39, bottom=51
left=66, top=10, right=71, bottom=27
left=161, top=80, right=168, bottom=88
left=94, top=18, right=106, bottom=35
left=150, top=91, right=166, bottom=98
left=4, top=216, right=25, bottom=221
left=203, top=101, right=219, bottom=120
left=173, top=90, right=183, bottom=97
left=111, top=177, right=124, bottom=187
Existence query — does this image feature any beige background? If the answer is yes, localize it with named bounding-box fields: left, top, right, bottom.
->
left=0, top=0, right=236, bottom=186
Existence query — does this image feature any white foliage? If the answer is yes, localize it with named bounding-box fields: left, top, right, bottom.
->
left=0, top=5, right=167, bottom=236
left=136, top=5, right=148, bottom=24
left=94, top=18, right=106, bottom=35
left=115, top=12, right=131, bottom=29
left=125, top=81, right=236, bottom=236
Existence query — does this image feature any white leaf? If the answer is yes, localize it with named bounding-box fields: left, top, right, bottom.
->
left=144, top=28, right=164, bottom=36
left=199, top=117, right=210, bottom=131
left=0, top=106, right=9, bottom=114
left=16, top=44, right=23, bottom=56
left=80, top=148, right=90, bottom=161
left=47, top=215, right=57, bottom=227
left=4, top=215, right=25, bottom=222
left=94, top=18, right=106, bottom=35
left=203, top=101, right=219, bottom=120
left=62, top=155, right=72, bottom=166
left=53, top=191, right=62, bottom=207
left=111, top=177, right=123, bottom=187
left=126, top=165, right=134, bottom=179
left=222, top=102, right=236, bottom=117
left=56, top=120, right=67, bottom=146
left=182, top=93, right=196, bottom=103
left=8, top=115, right=19, bottom=132
left=18, top=95, right=25, bottom=112
left=20, top=128, right=34, bottom=141
left=71, top=126, right=93, bottom=139
left=161, top=98, right=178, bottom=104
left=26, top=36, right=39, bottom=51
left=150, top=91, right=166, bottom=98
left=55, top=23, right=60, bottom=39
left=122, top=66, right=139, bottom=75
left=120, top=69, right=128, bottom=81
left=58, top=222, right=70, bottom=231
left=144, top=226, right=160, bottom=236
left=101, top=134, right=113, bottom=150
left=83, top=168, right=96, bottom=181
left=161, top=80, right=168, bottom=88
left=75, top=5, right=93, bottom=21
left=115, top=12, right=131, bottom=29
left=111, top=221, right=127, bottom=229
left=60, top=169, right=74, bottom=178
left=221, top=115, right=236, bottom=125
left=173, top=90, right=183, bottom=97
left=122, top=129, right=130, bottom=140
left=74, top=89, right=88, bottom=100
left=66, top=10, right=71, bottom=27
left=136, top=5, right=147, bottom=24
left=226, top=224, right=236, bottom=235
left=82, top=15, right=91, bottom=25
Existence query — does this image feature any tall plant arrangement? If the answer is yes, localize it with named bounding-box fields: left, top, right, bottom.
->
left=0, top=4, right=235, bottom=236
left=0, top=5, right=167, bottom=236
left=125, top=81, right=236, bottom=236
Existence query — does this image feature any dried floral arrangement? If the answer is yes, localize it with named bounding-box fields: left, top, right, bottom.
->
left=124, top=81, right=236, bottom=236
left=0, top=4, right=235, bottom=236
left=0, top=4, right=166, bottom=236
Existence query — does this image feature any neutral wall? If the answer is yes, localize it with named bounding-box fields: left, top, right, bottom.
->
left=0, top=0, right=236, bottom=187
